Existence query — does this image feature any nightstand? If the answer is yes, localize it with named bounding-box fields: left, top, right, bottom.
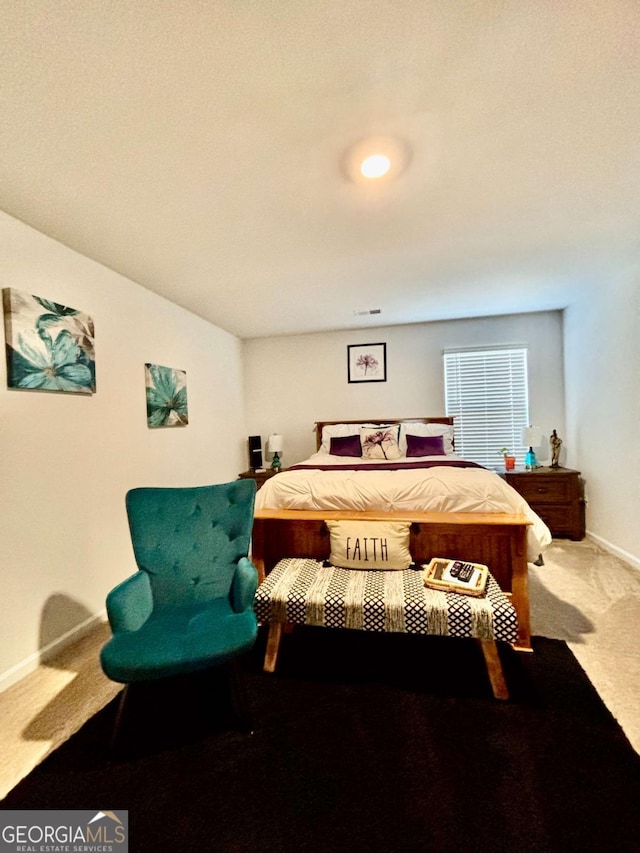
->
left=504, top=467, right=585, bottom=540
left=238, top=468, right=285, bottom=489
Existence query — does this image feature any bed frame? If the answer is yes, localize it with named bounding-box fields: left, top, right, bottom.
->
left=251, top=417, right=532, bottom=651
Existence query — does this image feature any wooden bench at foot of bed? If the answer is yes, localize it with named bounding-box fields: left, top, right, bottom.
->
left=251, top=508, right=532, bottom=651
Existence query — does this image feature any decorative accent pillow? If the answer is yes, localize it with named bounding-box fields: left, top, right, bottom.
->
left=399, top=423, right=455, bottom=455
left=406, top=433, right=446, bottom=457
left=360, top=426, right=402, bottom=460
left=320, top=423, right=381, bottom=453
left=325, top=520, right=412, bottom=570
left=329, top=434, right=362, bottom=457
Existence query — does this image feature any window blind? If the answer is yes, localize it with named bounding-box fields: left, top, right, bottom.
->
left=444, top=347, right=530, bottom=468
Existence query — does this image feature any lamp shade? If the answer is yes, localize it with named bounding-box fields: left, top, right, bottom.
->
left=522, top=426, right=542, bottom=448
left=267, top=434, right=283, bottom=454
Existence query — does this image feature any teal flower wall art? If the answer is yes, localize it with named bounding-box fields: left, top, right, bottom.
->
left=3, top=287, right=96, bottom=394
left=145, top=363, right=189, bottom=428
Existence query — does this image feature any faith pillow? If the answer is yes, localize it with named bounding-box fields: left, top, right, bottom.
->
left=325, top=520, right=412, bottom=570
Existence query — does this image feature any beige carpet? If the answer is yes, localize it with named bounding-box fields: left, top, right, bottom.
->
left=529, top=537, right=640, bottom=754
left=0, top=537, right=638, bottom=800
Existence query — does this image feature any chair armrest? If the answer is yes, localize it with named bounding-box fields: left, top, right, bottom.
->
left=230, top=557, right=258, bottom=613
left=106, top=571, right=153, bottom=633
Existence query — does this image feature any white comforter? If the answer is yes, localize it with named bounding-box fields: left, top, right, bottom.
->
left=255, top=452, right=552, bottom=561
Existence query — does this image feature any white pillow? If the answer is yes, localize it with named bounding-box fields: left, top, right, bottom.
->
left=320, top=423, right=360, bottom=453
left=399, top=422, right=455, bottom=455
left=320, top=422, right=392, bottom=454
left=325, top=520, right=412, bottom=570
left=360, top=425, right=402, bottom=460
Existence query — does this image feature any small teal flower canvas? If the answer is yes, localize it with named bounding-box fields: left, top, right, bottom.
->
left=3, top=287, right=96, bottom=394
left=145, top=363, right=188, bottom=428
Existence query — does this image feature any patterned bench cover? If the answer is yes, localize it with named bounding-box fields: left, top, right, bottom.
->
left=255, top=558, right=518, bottom=643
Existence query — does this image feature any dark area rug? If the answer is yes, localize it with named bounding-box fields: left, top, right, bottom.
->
left=3, top=629, right=640, bottom=852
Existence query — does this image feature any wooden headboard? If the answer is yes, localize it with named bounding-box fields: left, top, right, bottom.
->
left=314, top=417, right=455, bottom=451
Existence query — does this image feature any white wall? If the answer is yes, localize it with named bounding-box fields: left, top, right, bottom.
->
left=0, top=212, right=247, bottom=687
left=244, top=311, right=565, bottom=468
left=564, top=268, right=640, bottom=566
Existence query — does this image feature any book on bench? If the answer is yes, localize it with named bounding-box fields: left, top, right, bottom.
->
left=422, top=558, right=489, bottom=597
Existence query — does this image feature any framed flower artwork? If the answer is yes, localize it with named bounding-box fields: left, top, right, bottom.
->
left=145, top=363, right=189, bottom=428
left=2, top=287, right=96, bottom=394
left=347, top=342, right=387, bottom=383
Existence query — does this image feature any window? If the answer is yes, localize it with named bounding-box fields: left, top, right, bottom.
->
left=444, top=346, right=529, bottom=468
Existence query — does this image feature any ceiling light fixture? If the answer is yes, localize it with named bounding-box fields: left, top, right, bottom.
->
left=342, top=135, right=411, bottom=184
left=360, top=154, right=391, bottom=179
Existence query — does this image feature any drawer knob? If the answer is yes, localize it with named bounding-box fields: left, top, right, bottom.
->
left=537, top=487, right=548, bottom=493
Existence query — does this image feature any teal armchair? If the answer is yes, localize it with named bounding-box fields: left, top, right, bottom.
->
left=100, top=480, right=259, bottom=745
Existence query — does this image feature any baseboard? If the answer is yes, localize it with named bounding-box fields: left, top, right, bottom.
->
left=586, top=531, right=640, bottom=571
left=0, top=608, right=107, bottom=694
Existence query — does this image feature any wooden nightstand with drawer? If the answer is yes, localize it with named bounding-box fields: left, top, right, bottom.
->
left=238, top=468, right=286, bottom=490
left=504, top=467, right=585, bottom=540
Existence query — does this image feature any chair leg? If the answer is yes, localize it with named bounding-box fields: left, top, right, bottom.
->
left=228, top=659, right=254, bottom=734
left=109, top=684, right=130, bottom=756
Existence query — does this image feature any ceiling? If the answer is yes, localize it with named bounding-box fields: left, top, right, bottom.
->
left=1, top=1, right=639, bottom=339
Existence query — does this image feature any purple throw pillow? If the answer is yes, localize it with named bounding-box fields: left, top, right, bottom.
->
left=406, top=433, right=446, bottom=457
left=330, top=434, right=363, bottom=457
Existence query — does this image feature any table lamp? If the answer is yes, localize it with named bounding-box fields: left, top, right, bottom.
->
left=522, top=426, right=542, bottom=470
left=268, top=434, right=283, bottom=471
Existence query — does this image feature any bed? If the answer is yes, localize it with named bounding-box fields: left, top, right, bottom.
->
left=251, top=417, right=552, bottom=650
